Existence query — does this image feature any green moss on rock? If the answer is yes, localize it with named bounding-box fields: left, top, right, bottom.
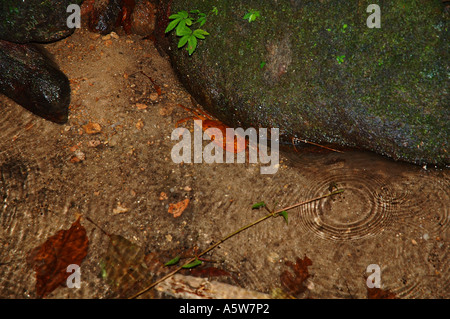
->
left=158, top=0, right=448, bottom=165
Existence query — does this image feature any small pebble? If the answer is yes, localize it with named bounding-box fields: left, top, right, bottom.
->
left=83, top=122, right=102, bottom=134
left=159, top=192, right=168, bottom=200
left=150, top=92, right=159, bottom=101
left=113, top=203, right=129, bottom=215
left=136, top=119, right=144, bottom=130
left=90, top=33, right=101, bottom=40
left=136, top=103, right=148, bottom=110
left=88, top=140, right=101, bottom=148
left=74, top=149, right=86, bottom=161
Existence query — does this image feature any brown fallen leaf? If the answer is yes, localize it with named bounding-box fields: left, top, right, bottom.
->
left=27, top=217, right=89, bottom=298
left=168, top=199, right=190, bottom=218
left=280, top=255, right=313, bottom=298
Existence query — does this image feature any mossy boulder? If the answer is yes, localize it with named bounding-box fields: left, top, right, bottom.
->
left=155, top=0, right=449, bottom=165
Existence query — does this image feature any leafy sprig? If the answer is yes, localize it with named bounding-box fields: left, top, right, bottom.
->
left=129, top=189, right=344, bottom=298
left=243, top=9, right=261, bottom=22
left=165, top=7, right=218, bottom=55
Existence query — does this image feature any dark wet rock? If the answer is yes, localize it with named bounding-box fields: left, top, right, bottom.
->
left=155, top=0, right=449, bottom=165
left=0, top=40, right=70, bottom=124
left=129, top=0, right=156, bottom=35
left=0, top=0, right=84, bottom=43
left=85, top=0, right=124, bottom=35
left=82, top=0, right=155, bottom=36
left=0, top=0, right=81, bottom=123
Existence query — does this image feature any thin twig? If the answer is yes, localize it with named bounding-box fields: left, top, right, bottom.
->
left=129, top=189, right=344, bottom=299
left=292, top=137, right=344, bottom=153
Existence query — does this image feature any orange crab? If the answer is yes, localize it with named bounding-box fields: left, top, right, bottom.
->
left=175, top=98, right=252, bottom=155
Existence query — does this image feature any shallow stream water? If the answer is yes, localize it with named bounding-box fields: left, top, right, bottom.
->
left=0, top=29, right=448, bottom=298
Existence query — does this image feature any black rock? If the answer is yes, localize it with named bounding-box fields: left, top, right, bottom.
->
left=0, top=0, right=83, bottom=123
left=0, top=40, right=70, bottom=124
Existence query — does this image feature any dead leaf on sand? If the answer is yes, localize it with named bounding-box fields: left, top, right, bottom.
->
left=27, top=217, right=89, bottom=298
left=168, top=199, right=190, bottom=218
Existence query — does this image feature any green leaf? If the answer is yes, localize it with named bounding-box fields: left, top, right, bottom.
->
left=279, top=211, right=288, bottom=225
left=176, top=22, right=192, bottom=36
left=244, top=10, right=261, bottom=22
left=168, top=13, right=182, bottom=20
left=196, top=16, right=207, bottom=27
left=193, top=29, right=209, bottom=39
left=165, top=255, right=181, bottom=266
left=182, top=259, right=202, bottom=269
left=165, top=18, right=181, bottom=33
left=178, top=35, right=190, bottom=48
left=190, top=9, right=200, bottom=14
left=178, top=11, right=189, bottom=19
left=260, top=61, right=266, bottom=69
left=211, top=6, right=218, bottom=15
left=252, top=201, right=266, bottom=209
left=187, top=36, right=198, bottom=55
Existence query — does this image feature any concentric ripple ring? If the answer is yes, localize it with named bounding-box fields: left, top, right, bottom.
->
left=297, top=170, right=399, bottom=241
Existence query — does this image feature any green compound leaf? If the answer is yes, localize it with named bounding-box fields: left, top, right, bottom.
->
left=252, top=201, right=266, bottom=209
left=164, top=255, right=181, bottom=266
left=182, top=259, right=202, bottom=269
left=243, top=10, right=261, bottom=22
